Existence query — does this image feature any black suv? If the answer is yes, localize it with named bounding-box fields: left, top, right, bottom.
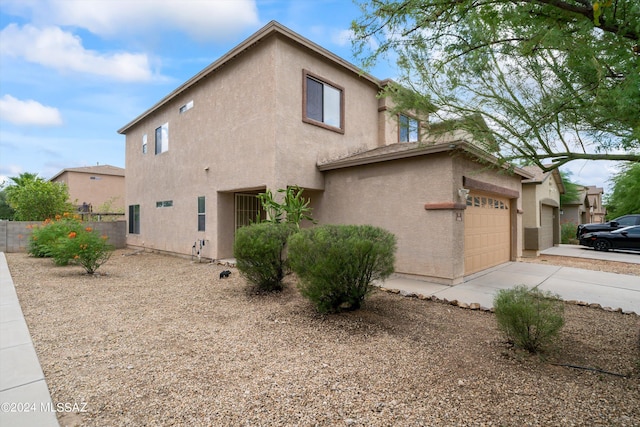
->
left=576, top=214, right=640, bottom=238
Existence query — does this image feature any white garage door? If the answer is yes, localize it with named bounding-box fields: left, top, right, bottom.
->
left=464, top=192, right=511, bottom=275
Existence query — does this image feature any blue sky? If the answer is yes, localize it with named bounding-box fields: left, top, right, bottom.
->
left=0, top=0, right=621, bottom=193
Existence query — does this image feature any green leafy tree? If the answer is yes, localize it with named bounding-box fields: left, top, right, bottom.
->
left=0, top=189, right=15, bottom=219
left=559, top=170, right=581, bottom=206
left=605, top=163, right=640, bottom=218
left=352, top=0, right=640, bottom=171
left=5, top=173, right=74, bottom=220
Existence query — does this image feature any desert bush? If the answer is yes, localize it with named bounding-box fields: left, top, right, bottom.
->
left=48, top=226, right=114, bottom=274
left=288, top=224, right=397, bottom=313
left=234, top=222, right=296, bottom=291
left=561, top=222, right=577, bottom=244
left=494, top=285, right=565, bottom=353
left=28, top=215, right=84, bottom=259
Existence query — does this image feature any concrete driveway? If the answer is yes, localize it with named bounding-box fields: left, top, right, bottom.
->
left=541, top=244, right=640, bottom=264
left=382, top=257, right=640, bottom=314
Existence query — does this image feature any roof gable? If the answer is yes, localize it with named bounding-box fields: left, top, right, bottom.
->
left=118, top=21, right=380, bottom=134
left=49, top=165, right=125, bottom=181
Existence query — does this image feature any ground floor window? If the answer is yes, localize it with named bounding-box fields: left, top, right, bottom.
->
left=128, top=204, right=140, bottom=234
left=198, top=196, right=205, bottom=231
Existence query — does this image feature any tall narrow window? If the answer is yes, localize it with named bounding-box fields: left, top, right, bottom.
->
left=303, top=70, right=344, bottom=132
left=399, top=114, right=419, bottom=142
left=128, top=204, right=140, bottom=234
left=142, top=134, right=147, bottom=154
left=155, top=122, right=169, bottom=154
left=197, top=196, right=205, bottom=231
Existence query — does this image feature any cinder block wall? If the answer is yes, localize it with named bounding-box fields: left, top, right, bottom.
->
left=0, top=221, right=127, bottom=253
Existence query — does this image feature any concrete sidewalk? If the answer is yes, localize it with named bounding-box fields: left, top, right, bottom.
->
left=0, top=253, right=59, bottom=427
left=381, top=261, right=640, bottom=314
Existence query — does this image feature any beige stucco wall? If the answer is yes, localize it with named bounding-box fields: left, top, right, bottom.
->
left=320, top=152, right=523, bottom=284
left=521, top=172, right=562, bottom=256
left=124, top=33, right=383, bottom=258
left=522, top=173, right=561, bottom=228
left=53, top=172, right=125, bottom=211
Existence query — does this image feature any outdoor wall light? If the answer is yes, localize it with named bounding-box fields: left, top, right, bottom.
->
left=458, top=188, right=470, bottom=200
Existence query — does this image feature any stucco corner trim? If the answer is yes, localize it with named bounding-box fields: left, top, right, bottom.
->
left=424, top=202, right=467, bottom=210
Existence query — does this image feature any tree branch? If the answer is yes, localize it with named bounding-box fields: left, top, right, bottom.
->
left=527, top=0, right=638, bottom=41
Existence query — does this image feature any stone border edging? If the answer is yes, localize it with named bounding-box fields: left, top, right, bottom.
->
left=377, top=287, right=638, bottom=316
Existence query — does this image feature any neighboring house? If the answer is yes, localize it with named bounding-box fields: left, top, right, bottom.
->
left=49, top=165, right=125, bottom=212
left=560, top=186, right=591, bottom=226
left=586, top=186, right=606, bottom=223
left=118, top=21, right=532, bottom=285
left=521, top=166, right=565, bottom=256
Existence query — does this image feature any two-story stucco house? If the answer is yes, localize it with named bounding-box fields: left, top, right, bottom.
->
left=49, top=165, right=125, bottom=213
left=118, top=21, right=532, bottom=285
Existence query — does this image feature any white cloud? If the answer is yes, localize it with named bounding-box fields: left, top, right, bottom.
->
left=0, top=24, right=154, bottom=82
left=0, top=95, right=63, bottom=126
left=332, top=29, right=353, bottom=47
left=4, top=0, right=259, bottom=42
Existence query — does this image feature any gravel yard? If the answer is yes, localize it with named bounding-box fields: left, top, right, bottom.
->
left=7, top=250, right=640, bottom=426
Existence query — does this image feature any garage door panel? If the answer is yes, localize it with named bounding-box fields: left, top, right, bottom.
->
left=540, top=205, right=554, bottom=250
left=464, top=192, right=511, bottom=275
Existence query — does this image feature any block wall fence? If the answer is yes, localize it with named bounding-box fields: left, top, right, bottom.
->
left=0, top=221, right=127, bottom=253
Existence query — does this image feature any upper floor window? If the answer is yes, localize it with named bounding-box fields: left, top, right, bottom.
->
left=303, top=70, right=344, bottom=132
left=155, top=123, right=169, bottom=155
left=142, top=134, right=147, bottom=154
left=399, top=114, right=419, bottom=143
left=179, top=100, right=193, bottom=114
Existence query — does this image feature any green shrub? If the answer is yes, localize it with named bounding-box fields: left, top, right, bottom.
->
left=28, top=215, right=84, bottom=259
left=234, top=222, right=296, bottom=291
left=494, top=285, right=565, bottom=353
left=49, top=226, right=114, bottom=274
left=288, top=224, right=397, bottom=313
left=561, top=222, right=577, bottom=244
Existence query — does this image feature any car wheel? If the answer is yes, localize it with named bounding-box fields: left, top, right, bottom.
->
left=593, top=239, right=611, bottom=252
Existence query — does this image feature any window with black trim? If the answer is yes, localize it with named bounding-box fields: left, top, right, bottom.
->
left=399, top=114, right=419, bottom=142
left=128, top=204, right=140, bottom=234
left=155, top=122, right=168, bottom=154
left=156, top=200, right=173, bottom=208
left=197, top=196, right=205, bottom=231
left=303, top=70, right=344, bottom=131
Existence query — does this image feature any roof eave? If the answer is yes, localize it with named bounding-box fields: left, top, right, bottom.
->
left=318, top=141, right=534, bottom=179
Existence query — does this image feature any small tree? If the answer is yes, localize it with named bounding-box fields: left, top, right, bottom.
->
left=494, top=285, right=565, bottom=354
left=5, top=178, right=74, bottom=220
left=234, top=222, right=296, bottom=292
left=256, top=186, right=316, bottom=229
left=49, top=226, right=114, bottom=274
left=288, top=224, right=397, bottom=313
left=605, top=163, right=640, bottom=219
left=28, top=215, right=84, bottom=259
